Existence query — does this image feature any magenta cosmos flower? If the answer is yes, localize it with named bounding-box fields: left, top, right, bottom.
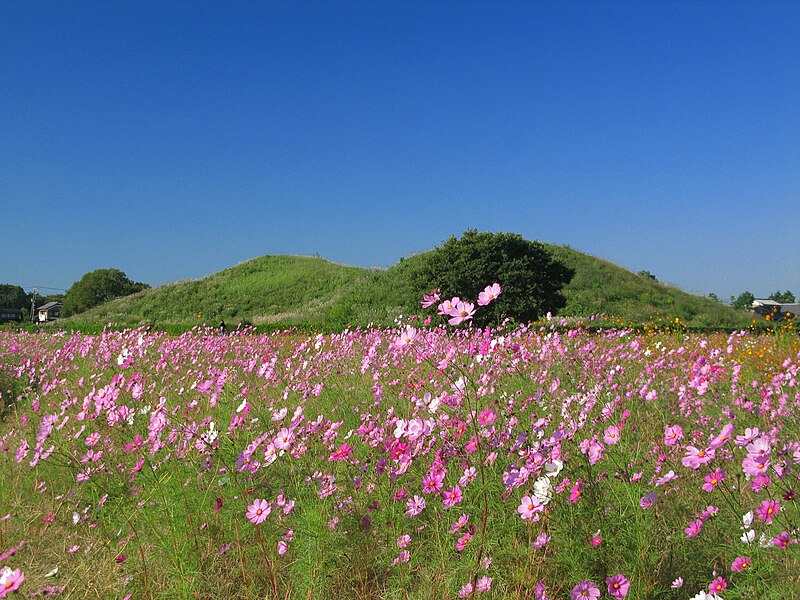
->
left=731, top=556, right=751, bottom=571
left=570, top=580, right=600, bottom=600
left=606, top=574, right=630, bottom=599
left=757, top=498, right=780, bottom=524
left=246, top=499, right=271, bottom=525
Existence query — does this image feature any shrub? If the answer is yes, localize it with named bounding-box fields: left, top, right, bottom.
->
left=410, top=230, right=574, bottom=326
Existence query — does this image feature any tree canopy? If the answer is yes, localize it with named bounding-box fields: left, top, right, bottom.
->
left=0, top=284, right=28, bottom=309
left=411, top=230, right=574, bottom=327
left=63, top=269, right=149, bottom=316
left=730, top=291, right=755, bottom=310
left=769, top=290, right=796, bottom=303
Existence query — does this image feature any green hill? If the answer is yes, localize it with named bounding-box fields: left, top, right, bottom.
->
left=67, top=245, right=751, bottom=330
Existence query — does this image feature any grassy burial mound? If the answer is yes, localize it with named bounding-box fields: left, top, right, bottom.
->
left=66, top=243, right=751, bottom=330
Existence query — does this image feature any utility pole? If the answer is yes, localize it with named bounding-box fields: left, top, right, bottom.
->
left=30, top=287, right=37, bottom=323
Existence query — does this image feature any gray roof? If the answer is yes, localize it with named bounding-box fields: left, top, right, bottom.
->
left=37, top=301, right=63, bottom=310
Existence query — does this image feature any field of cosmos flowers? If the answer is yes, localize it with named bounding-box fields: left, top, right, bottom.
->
left=1, top=286, right=799, bottom=599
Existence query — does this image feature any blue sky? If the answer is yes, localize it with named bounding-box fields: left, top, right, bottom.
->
left=1, top=1, right=798, bottom=301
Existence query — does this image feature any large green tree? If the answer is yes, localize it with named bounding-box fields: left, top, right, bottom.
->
left=63, top=269, right=149, bottom=316
left=412, top=230, right=574, bottom=327
left=730, top=291, right=755, bottom=310
left=0, top=284, right=28, bottom=309
left=769, top=290, right=796, bottom=303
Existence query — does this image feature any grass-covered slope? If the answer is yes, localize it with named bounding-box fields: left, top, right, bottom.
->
left=543, top=244, right=750, bottom=327
left=65, top=245, right=752, bottom=329
left=76, top=255, right=369, bottom=326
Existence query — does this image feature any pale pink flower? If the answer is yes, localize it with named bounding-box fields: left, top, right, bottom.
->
left=477, top=283, right=501, bottom=306
left=682, top=446, right=714, bottom=470
left=603, top=425, right=621, bottom=445
left=246, top=499, right=271, bottom=525
left=438, top=297, right=460, bottom=316
left=664, top=424, right=683, bottom=446
left=571, top=580, right=600, bottom=599
left=0, top=567, right=25, bottom=596
left=405, top=495, right=426, bottom=517
left=421, top=290, right=440, bottom=308
left=448, top=301, right=476, bottom=326
left=517, top=495, right=544, bottom=520
left=476, top=575, right=493, bottom=592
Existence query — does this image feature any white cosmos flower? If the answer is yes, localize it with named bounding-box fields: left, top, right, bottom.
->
left=740, top=529, right=755, bottom=544
left=544, top=459, right=563, bottom=478
left=532, top=476, right=553, bottom=505
left=742, top=511, right=754, bottom=528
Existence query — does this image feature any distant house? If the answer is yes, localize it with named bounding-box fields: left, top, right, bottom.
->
left=37, top=301, right=63, bottom=322
left=752, top=299, right=800, bottom=321
left=0, top=308, right=22, bottom=323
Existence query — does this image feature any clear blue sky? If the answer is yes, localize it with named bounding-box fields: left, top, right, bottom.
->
left=2, top=1, right=798, bottom=301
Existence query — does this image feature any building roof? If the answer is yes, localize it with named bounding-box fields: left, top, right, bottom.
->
left=37, top=301, right=63, bottom=311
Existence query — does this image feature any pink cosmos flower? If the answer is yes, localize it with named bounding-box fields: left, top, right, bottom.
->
left=476, top=576, right=493, bottom=592
left=448, top=301, right=476, bottom=326
left=458, top=583, right=474, bottom=598
left=745, top=436, right=771, bottom=459
left=477, top=283, right=501, bottom=306
left=531, top=532, right=551, bottom=548
left=246, top=499, right=271, bottom=525
left=569, top=479, right=583, bottom=504
left=708, top=423, right=734, bottom=449
left=421, top=290, right=440, bottom=308
left=477, top=408, right=497, bottom=427
left=708, top=576, right=727, bottom=594
left=517, top=495, right=544, bottom=520
left=603, top=425, right=621, bottom=445
left=393, top=326, right=417, bottom=349
left=664, top=424, right=683, bottom=446
left=681, top=446, right=714, bottom=470
left=606, top=573, right=630, bottom=599
left=534, top=582, right=550, bottom=600
left=731, top=556, right=751, bottom=571
left=742, top=455, right=769, bottom=476
left=570, top=580, right=601, bottom=600
left=397, top=534, right=411, bottom=548
left=421, top=471, right=445, bottom=494
left=684, top=519, right=703, bottom=537
left=0, top=567, right=25, bottom=596
left=640, top=492, right=658, bottom=509
left=438, top=297, right=460, bottom=316
left=441, top=486, right=463, bottom=509
left=756, top=498, right=780, bottom=524
left=273, top=428, right=292, bottom=450
left=702, top=468, right=725, bottom=492
left=587, top=441, right=605, bottom=464
left=772, top=531, right=791, bottom=548
left=405, top=495, right=426, bottom=517
left=456, top=532, right=472, bottom=551
left=735, top=427, right=760, bottom=446
left=450, top=514, right=469, bottom=534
